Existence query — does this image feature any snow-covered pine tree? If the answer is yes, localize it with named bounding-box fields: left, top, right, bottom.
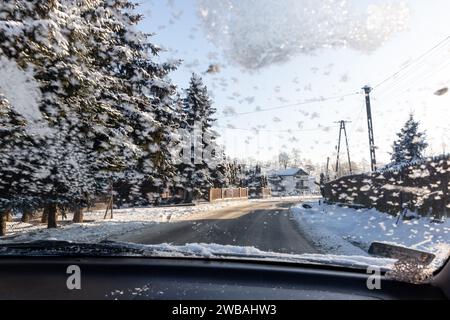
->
left=0, top=0, right=95, bottom=229
left=83, top=0, right=182, bottom=206
left=0, top=0, right=182, bottom=230
left=0, top=0, right=136, bottom=227
left=167, top=93, right=190, bottom=203
left=0, top=96, right=40, bottom=234
left=242, top=165, right=267, bottom=197
left=390, top=114, right=428, bottom=166
left=209, top=147, right=228, bottom=188
left=179, top=74, right=219, bottom=201
left=224, top=160, right=244, bottom=187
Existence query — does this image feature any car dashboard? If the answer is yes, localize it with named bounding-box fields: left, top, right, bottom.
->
left=0, top=257, right=448, bottom=300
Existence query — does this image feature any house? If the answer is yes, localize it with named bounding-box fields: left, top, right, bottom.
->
left=268, top=168, right=317, bottom=196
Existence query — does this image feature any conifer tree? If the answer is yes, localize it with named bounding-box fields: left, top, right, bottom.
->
left=179, top=74, right=219, bottom=200
left=0, top=0, right=182, bottom=231
left=390, top=114, right=428, bottom=165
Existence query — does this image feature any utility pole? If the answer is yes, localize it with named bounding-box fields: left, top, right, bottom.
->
left=335, top=120, right=353, bottom=177
left=363, top=86, right=377, bottom=171
left=325, top=157, right=330, bottom=182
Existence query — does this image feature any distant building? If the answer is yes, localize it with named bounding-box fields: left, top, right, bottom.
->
left=268, top=168, right=317, bottom=196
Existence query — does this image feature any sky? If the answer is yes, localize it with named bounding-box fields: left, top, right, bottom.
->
left=136, top=0, right=450, bottom=167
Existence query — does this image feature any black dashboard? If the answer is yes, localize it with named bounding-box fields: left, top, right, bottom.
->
left=0, top=257, right=448, bottom=300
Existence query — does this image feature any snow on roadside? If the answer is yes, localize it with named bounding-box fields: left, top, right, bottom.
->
left=4, top=197, right=316, bottom=243
left=0, top=198, right=401, bottom=269
left=290, top=201, right=450, bottom=259
left=2, top=200, right=249, bottom=243
left=139, top=242, right=396, bottom=269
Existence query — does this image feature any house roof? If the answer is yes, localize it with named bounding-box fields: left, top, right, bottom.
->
left=271, top=167, right=309, bottom=177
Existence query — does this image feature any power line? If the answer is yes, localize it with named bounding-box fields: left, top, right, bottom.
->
left=372, top=35, right=450, bottom=91
left=377, top=56, right=450, bottom=103
left=375, top=49, right=450, bottom=101
left=215, top=125, right=339, bottom=133
left=349, top=104, right=365, bottom=136
left=373, top=35, right=450, bottom=90
left=219, top=36, right=450, bottom=120
left=220, top=91, right=360, bottom=118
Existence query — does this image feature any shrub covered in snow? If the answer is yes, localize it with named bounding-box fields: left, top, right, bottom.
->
left=323, top=155, right=450, bottom=218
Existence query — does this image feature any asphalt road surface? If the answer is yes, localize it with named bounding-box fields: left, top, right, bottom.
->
left=115, top=199, right=318, bottom=255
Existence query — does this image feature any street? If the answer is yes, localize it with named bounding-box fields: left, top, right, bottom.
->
left=114, top=199, right=319, bottom=255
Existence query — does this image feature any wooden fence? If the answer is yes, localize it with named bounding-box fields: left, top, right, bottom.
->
left=323, top=155, right=450, bottom=218
left=258, top=187, right=272, bottom=198
left=209, top=188, right=249, bottom=202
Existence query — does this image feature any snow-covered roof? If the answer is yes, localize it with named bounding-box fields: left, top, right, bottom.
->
left=271, top=168, right=309, bottom=177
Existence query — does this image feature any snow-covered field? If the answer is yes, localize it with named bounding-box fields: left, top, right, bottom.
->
left=290, top=201, right=450, bottom=264
left=1, top=200, right=249, bottom=243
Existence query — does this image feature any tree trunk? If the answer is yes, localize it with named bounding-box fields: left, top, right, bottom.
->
left=104, top=199, right=111, bottom=219
left=59, top=207, right=67, bottom=220
left=45, top=204, right=57, bottom=229
left=73, top=207, right=84, bottom=223
left=41, top=209, right=48, bottom=223
left=0, top=212, right=7, bottom=237
left=21, top=209, right=32, bottom=223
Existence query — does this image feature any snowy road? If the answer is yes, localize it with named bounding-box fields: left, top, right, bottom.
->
left=113, top=199, right=319, bottom=255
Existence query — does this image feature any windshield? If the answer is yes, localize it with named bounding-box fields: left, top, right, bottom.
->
left=0, top=0, right=449, bottom=282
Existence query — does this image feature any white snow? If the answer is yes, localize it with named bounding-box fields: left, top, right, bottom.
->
left=197, top=0, right=410, bottom=69
left=290, top=201, right=450, bottom=267
left=132, top=242, right=396, bottom=269
left=1, top=200, right=250, bottom=243
left=0, top=197, right=395, bottom=269
left=0, top=56, right=43, bottom=127
left=2, top=198, right=448, bottom=270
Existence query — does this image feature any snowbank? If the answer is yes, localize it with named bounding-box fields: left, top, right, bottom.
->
left=136, top=242, right=395, bottom=269
left=290, top=201, right=450, bottom=262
